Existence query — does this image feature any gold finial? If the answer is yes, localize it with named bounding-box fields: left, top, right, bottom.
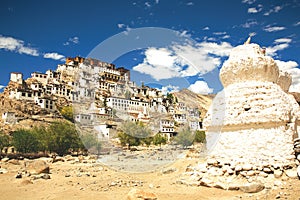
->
left=244, top=36, right=251, bottom=44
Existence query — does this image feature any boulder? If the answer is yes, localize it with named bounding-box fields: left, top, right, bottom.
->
left=127, top=188, right=158, bottom=200
left=239, top=182, right=265, bottom=193
left=285, top=169, right=298, bottom=179
left=0, top=168, right=8, bottom=174
left=24, top=160, right=50, bottom=175
left=274, top=170, right=283, bottom=178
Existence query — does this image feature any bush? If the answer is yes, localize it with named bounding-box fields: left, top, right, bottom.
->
left=118, top=121, right=152, bottom=148
left=0, top=132, right=10, bottom=152
left=153, top=133, right=167, bottom=147
left=59, top=106, right=74, bottom=122
left=173, top=126, right=194, bottom=148
left=47, top=121, right=82, bottom=156
left=194, top=130, right=206, bottom=143
left=12, top=129, right=40, bottom=153
left=81, top=133, right=102, bottom=154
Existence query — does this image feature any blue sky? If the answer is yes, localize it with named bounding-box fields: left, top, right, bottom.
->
left=0, top=0, right=300, bottom=94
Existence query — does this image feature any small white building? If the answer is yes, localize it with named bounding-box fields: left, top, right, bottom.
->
left=34, top=97, right=56, bottom=110
left=189, top=121, right=202, bottom=131
left=173, top=113, right=187, bottom=124
left=160, top=119, right=175, bottom=141
left=2, top=112, right=17, bottom=124
left=9, top=89, right=34, bottom=100
left=10, top=72, right=23, bottom=84
left=31, top=72, right=48, bottom=85
left=94, top=123, right=116, bottom=140
left=75, top=114, right=92, bottom=125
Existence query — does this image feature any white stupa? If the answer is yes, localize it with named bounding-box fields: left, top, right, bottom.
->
left=203, top=42, right=300, bottom=168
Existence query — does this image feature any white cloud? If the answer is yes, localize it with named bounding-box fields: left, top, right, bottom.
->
left=294, top=21, right=300, bottom=26
left=161, top=85, right=180, bottom=95
left=264, top=5, right=283, bottom=16
left=266, top=37, right=292, bottom=56
left=222, top=35, right=230, bottom=39
left=43, top=52, right=65, bottom=61
left=179, top=30, right=191, bottom=37
left=213, top=32, right=226, bottom=35
left=202, top=26, right=210, bottom=30
left=275, top=60, right=300, bottom=92
left=69, top=36, right=79, bottom=44
left=64, top=36, right=79, bottom=46
left=145, top=2, right=151, bottom=7
left=263, top=25, right=286, bottom=32
left=274, top=38, right=292, bottom=44
left=248, top=7, right=258, bottom=13
left=0, top=85, right=6, bottom=90
left=248, top=4, right=263, bottom=13
left=0, top=35, right=39, bottom=56
left=186, top=2, right=194, bottom=6
left=133, top=41, right=233, bottom=81
left=188, top=81, right=213, bottom=94
left=242, top=0, right=256, bottom=4
left=117, top=24, right=126, bottom=29
left=241, top=20, right=258, bottom=28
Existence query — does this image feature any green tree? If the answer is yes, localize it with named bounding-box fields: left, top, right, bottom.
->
left=0, top=132, right=10, bottom=153
left=173, top=126, right=194, bottom=148
left=194, top=130, right=206, bottom=143
left=59, top=106, right=74, bottom=122
left=47, top=121, right=82, bottom=155
left=153, top=133, right=167, bottom=148
left=30, top=125, right=49, bottom=152
left=12, top=129, right=40, bottom=153
left=81, top=133, right=102, bottom=154
left=118, top=121, right=152, bottom=148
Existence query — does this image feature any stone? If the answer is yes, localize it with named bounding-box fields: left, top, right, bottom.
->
left=127, top=188, right=158, bottom=200
left=8, top=159, right=20, bottom=165
left=24, top=160, right=50, bottom=175
left=196, top=163, right=207, bottom=173
left=0, top=168, right=8, bottom=174
left=274, top=170, right=283, bottom=178
left=207, top=158, right=218, bottom=166
left=1, top=158, right=9, bottom=162
left=207, top=167, right=223, bottom=176
left=41, top=174, right=51, bottom=180
left=15, top=172, right=22, bottom=179
left=235, top=165, right=242, bottom=172
left=214, top=182, right=228, bottom=190
left=199, top=177, right=214, bottom=187
left=242, top=164, right=252, bottom=171
left=246, top=170, right=256, bottom=176
left=239, top=182, right=265, bottom=193
left=285, top=169, right=298, bottom=179
left=64, top=155, right=75, bottom=161
left=161, top=167, right=176, bottom=174
left=259, top=171, right=268, bottom=178
left=263, top=167, right=272, bottom=173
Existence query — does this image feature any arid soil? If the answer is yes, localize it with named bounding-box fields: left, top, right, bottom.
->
left=0, top=151, right=300, bottom=200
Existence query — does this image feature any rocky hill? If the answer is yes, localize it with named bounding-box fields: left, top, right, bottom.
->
left=173, top=89, right=214, bottom=119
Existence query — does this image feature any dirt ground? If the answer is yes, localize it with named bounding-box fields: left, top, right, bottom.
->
left=1, top=155, right=300, bottom=200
